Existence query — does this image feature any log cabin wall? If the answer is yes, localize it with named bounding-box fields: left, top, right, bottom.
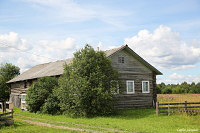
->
left=9, top=80, right=34, bottom=107
left=109, top=49, right=156, bottom=108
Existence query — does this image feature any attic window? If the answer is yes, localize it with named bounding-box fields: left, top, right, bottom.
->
left=118, top=57, right=124, bottom=63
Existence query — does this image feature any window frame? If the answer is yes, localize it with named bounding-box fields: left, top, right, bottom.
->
left=118, top=56, right=124, bottom=64
left=20, top=94, right=27, bottom=103
left=126, top=80, right=135, bottom=94
left=142, top=81, right=150, bottom=93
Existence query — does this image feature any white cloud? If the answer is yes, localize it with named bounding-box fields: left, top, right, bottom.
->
left=159, top=73, right=200, bottom=84
left=0, top=32, right=77, bottom=73
left=124, top=25, right=200, bottom=70
left=0, top=32, right=30, bottom=51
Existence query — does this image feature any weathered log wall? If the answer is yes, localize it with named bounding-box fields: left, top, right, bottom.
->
left=9, top=80, right=33, bottom=107
left=110, top=49, right=156, bottom=108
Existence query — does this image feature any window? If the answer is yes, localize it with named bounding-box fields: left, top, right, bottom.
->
left=118, top=57, right=124, bottom=63
left=21, top=94, right=27, bottom=103
left=126, top=80, right=135, bottom=94
left=142, top=81, right=150, bottom=93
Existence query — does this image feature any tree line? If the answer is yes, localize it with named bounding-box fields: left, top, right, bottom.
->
left=157, top=82, right=200, bottom=94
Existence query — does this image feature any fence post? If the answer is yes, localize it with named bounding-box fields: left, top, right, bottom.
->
left=156, top=102, right=159, bottom=116
left=184, top=101, right=187, bottom=113
left=168, top=103, right=170, bottom=116
left=11, top=109, right=14, bottom=118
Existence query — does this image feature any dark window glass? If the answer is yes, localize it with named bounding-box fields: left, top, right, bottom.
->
left=118, top=57, right=124, bottom=63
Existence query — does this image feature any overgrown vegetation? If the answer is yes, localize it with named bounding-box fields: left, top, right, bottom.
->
left=57, top=45, right=119, bottom=117
left=26, top=77, right=59, bottom=114
left=157, top=82, right=200, bottom=94
left=26, top=45, right=119, bottom=117
left=0, top=63, right=20, bottom=113
left=0, top=63, right=20, bottom=102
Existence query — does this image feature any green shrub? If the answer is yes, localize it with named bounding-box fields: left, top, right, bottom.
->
left=57, top=45, right=119, bottom=117
left=41, top=92, right=61, bottom=115
left=26, top=77, right=58, bottom=113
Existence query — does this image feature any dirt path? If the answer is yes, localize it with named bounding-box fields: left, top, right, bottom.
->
left=14, top=114, right=128, bottom=132
left=15, top=118, right=91, bottom=132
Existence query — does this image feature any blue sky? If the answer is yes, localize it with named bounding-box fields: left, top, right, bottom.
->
left=0, top=0, right=200, bottom=84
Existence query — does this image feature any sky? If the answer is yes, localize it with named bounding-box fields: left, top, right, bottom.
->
left=0, top=0, right=200, bottom=84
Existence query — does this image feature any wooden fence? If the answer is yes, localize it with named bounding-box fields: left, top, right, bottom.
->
left=156, top=101, right=200, bottom=116
left=0, top=102, right=14, bottom=120
left=0, top=109, right=14, bottom=119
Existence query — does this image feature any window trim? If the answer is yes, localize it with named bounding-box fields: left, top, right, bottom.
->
left=142, top=81, right=150, bottom=93
left=20, top=94, right=27, bottom=103
left=126, top=80, right=135, bottom=94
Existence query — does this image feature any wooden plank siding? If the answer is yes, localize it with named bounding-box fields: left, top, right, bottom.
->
left=9, top=80, right=33, bottom=107
left=110, top=49, right=156, bottom=108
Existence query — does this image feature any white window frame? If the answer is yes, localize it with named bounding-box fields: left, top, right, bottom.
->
left=126, top=80, right=135, bottom=94
left=142, top=81, right=150, bottom=93
left=20, top=94, right=27, bottom=104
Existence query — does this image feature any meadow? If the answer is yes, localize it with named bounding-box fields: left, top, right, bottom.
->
left=158, top=94, right=200, bottom=103
left=0, top=94, right=200, bottom=133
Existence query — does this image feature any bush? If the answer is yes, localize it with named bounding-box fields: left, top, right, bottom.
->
left=26, top=77, right=58, bottom=113
left=41, top=92, right=61, bottom=115
left=57, top=45, right=119, bottom=117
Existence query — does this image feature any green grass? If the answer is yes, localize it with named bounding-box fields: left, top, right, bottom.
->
left=1, top=107, right=198, bottom=133
left=0, top=120, right=75, bottom=133
left=1, top=94, right=200, bottom=133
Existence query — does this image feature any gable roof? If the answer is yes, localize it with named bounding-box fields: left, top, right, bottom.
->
left=106, top=45, right=162, bottom=75
left=7, top=45, right=162, bottom=83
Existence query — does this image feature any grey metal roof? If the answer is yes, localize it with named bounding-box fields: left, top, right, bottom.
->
left=7, top=45, right=162, bottom=83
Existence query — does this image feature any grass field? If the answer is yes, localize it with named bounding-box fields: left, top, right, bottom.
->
left=0, top=94, right=200, bottom=133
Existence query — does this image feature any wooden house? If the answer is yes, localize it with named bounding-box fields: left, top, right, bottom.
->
left=7, top=45, right=162, bottom=109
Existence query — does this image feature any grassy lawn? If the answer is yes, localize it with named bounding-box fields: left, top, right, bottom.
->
left=1, top=94, right=200, bottom=133
left=0, top=120, right=74, bottom=133
left=0, top=107, right=199, bottom=133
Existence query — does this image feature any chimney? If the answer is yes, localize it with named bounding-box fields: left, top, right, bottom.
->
left=97, top=47, right=100, bottom=51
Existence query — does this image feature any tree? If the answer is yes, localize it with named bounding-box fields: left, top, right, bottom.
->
left=58, top=44, right=119, bottom=117
left=0, top=63, right=20, bottom=113
left=162, top=86, right=172, bottom=94
left=157, top=82, right=166, bottom=94
left=26, top=77, right=58, bottom=113
left=0, top=63, right=20, bottom=101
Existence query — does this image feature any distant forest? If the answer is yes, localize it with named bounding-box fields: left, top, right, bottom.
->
left=157, top=82, right=200, bottom=94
